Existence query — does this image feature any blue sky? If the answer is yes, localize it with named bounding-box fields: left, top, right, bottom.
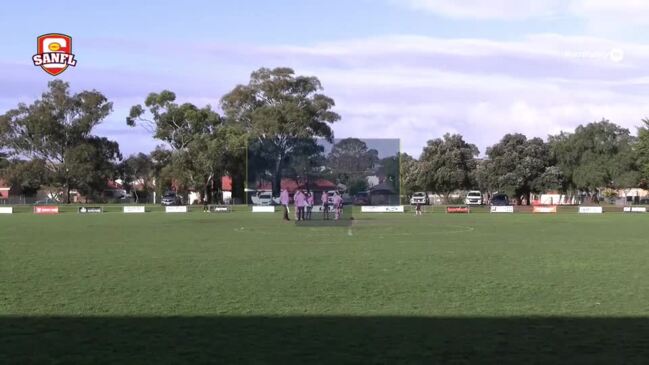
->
left=2, top=0, right=649, bottom=157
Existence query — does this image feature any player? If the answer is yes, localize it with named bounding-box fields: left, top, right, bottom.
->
left=333, top=192, right=343, bottom=220
left=415, top=201, right=422, bottom=216
left=321, top=191, right=329, bottom=220
left=294, top=190, right=306, bottom=221
left=280, top=188, right=290, bottom=221
left=306, top=192, right=314, bottom=220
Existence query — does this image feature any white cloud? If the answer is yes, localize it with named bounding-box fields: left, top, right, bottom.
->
left=402, top=0, right=564, bottom=20
left=398, top=0, right=649, bottom=25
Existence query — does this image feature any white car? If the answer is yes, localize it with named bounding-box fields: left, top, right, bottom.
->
left=465, top=190, right=483, bottom=205
left=251, top=191, right=280, bottom=205
left=410, top=192, right=428, bottom=205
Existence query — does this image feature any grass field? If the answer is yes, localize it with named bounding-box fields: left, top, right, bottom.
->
left=2, top=208, right=649, bottom=363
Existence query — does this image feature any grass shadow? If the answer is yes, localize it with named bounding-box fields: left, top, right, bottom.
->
left=3, top=316, right=649, bottom=364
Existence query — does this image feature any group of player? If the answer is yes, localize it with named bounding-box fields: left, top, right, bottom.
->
left=279, top=189, right=344, bottom=221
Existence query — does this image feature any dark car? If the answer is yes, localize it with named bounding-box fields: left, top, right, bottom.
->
left=490, top=193, right=510, bottom=206
left=34, top=198, right=60, bottom=205
left=161, top=192, right=182, bottom=206
left=353, top=191, right=370, bottom=205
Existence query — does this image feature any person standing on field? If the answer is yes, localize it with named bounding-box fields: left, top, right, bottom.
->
left=321, top=191, right=329, bottom=220
left=280, top=188, right=290, bottom=221
left=294, top=190, right=306, bottom=221
left=333, top=192, right=343, bottom=220
left=306, top=192, right=314, bottom=220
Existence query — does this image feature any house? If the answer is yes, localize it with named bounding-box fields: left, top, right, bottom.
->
left=255, top=178, right=337, bottom=194
left=369, top=181, right=399, bottom=205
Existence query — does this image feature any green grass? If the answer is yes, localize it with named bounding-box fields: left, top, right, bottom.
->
left=2, top=209, right=649, bottom=363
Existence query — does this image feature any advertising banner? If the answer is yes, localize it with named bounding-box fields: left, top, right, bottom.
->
left=165, top=206, right=188, bottom=213
left=0, top=207, right=13, bottom=214
left=78, top=206, right=102, bottom=214
left=34, top=206, right=59, bottom=214
left=252, top=206, right=275, bottom=213
left=490, top=206, right=514, bottom=213
left=623, top=207, right=647, bottom=213
left=209, top=205, right=232, bottom=213
left=447, top=206, right=470, bottom=214
left=123, top=206, right=146, bottom=213
left=578, top=206, right=603, bottom=214
left=360, top=206, right=405, bottom=213
left=533, top=206, right=557, bottom=213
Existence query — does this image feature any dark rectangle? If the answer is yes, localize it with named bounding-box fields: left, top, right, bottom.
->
left=209, top=205, right=232, bottom=213
left=78, top=207, right=102, bottom=214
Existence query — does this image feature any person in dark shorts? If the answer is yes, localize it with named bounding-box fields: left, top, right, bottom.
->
left=321, top=191, right=329, bottom=220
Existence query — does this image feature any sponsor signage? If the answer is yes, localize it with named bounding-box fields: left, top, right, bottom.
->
left=624, top=207, right=647, bottom=213
left=209, top=205, right=231, bottom=213
left=123, top=206, right=146, bottom=214
left=447, top=206, right=470, bottom=214
left=0, top=207, right=13, bottom=214
left=34, top=206, right=59, bottom=214
left=579, top=206, right=603, bottom=214
left=165, top=206, right=188, bottom=213
left=490, top=206, right=514, bottom=213
left=361, top=206, right=405, bottom=213
left=252, top=206, right=275, bottom=213
left=78, top=206, right=102, bottom=214
left=533, top=206, right=557, bottom=213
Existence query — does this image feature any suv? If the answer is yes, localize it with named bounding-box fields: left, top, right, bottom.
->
left=490, top=193, right=510, bottom=206
left=465, top=191, right=483, bottom=205
left=161, top=192, right=182, bottom=206
left=410, top=192, right=428, bottom=205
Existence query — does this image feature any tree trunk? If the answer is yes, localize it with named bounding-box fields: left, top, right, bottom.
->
left=273, top=157, right=282, bottom=196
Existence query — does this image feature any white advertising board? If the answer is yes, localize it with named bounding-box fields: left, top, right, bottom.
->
left=579, top=206, right=603, bottom=214
left=624, top=207, right=647, bottom=213
left=165, top=206, right=188, bottom=213
left=490, top=206, right=514, bottom=213
left=123, top=206, right=146, bottom=213
left=252, top=206, right=275, bottom=213
left=361, top=206, right=405, bottom=213
left=0, top=207, right=13, bottom=214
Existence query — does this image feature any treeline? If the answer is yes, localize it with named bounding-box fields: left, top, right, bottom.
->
left=402, top=121, right=649, bottom=203
left=2, top=66, right=649, bottom=204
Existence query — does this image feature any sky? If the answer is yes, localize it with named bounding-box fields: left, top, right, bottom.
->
left=2, top=0, right=649, bottom=158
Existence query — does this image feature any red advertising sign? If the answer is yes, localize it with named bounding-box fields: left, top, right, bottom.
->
left=533, top=206, right=557, bottom=213
left=34, top=206, right=59, bottom=214
left=446, top=206, right=470, bottom=214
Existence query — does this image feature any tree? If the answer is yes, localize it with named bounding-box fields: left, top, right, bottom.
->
left=221, top=67, right=340, bottom=195
left=127, top=90, right=245, bottom=203
left=0, top=80, right=119, bottom=202
left=327, top=138, right=379, bottom=189
left=549, top=120, right=638, bottom=195
left=484, top=133, right=549, bottom=204
left=2, top=158, right=51, bottom=196
left=400, top=153, right=421, bottom=196
left=121, top=153, right=154, bottom=203
left=637, top=118, right=649, bottom=187
left=417, top=133, right=478, bottom=202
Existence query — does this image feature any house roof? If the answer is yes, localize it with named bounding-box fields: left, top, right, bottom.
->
left=256, top=178, right=336, bottom=192
left=370, top=181, right=396, bottom=193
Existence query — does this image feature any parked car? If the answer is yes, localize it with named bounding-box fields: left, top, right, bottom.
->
left=250, top=191, right=279, bottom=205
left=34, top=198, right=60, bottom=205
left=465, top=190, right=483, bottom=205
left=161, top=192, right=183, bottom=206
left=410, top=191, right=429, bottom=205
left=490, top=193, right=510, bottom=206
left=353, top=191, right=370, bottom=205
